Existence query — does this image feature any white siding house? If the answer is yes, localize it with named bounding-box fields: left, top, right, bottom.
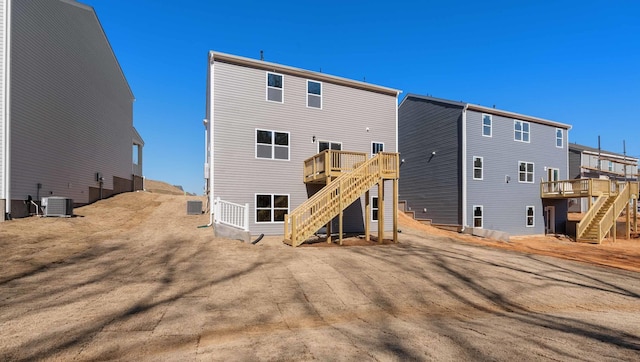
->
left=0, top=0, right=144, bottom=219
left=205, top=51, right=400, bottom=239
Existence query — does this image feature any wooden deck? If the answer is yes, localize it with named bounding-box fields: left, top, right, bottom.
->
left=540, top=179, right=633, bottom=199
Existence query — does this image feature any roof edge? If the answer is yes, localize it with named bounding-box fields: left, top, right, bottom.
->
left=209, top=51, right=401, bottom=97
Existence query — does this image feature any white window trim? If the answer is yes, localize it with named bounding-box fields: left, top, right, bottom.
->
left=317, top=140, right=342, bottom=153
left=371, top=196, right=379, bottom=221
left=514, top=120, right=531, bottom=143
left=608, top=161, right=613, bottom=172
left=266, top=72, right=284, bottom=103
left=518, top=161, right=535, bottom=184
left=482, top=114, right=492, bottom=137
left=255, top=128, right=290, bottom=161
left=306, top=80, right=322, bottom=109
left=473, top=156, right=483, bottom=180
left=255, top=193, right=290, bottom=224
left=472, top=205, right=483, bottom=229
left=555, top=128, right=563, bottom=148
left=372, top=141, right=384, bottom=156
left=526, top=206, right=535, bottom=227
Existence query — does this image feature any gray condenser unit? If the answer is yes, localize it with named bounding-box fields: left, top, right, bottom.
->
left=42, top=196, right=74, bottom=217
left=187, top=200, right=203, bottom=215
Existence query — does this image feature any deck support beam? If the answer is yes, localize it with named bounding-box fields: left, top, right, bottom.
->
left=393, top=178, right=398, bottom=243
left=378, top=180, right=384, bottom=243
left=365, top=190, right=370, bottom=242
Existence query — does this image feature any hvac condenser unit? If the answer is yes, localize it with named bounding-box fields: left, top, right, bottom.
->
left=42, top=197, right=74, bottom=217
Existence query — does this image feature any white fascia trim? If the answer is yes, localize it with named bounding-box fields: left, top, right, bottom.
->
left=208, top=55, right=215, bottom=223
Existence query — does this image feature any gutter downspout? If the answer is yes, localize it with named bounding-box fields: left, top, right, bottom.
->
left=4, top=0, right=11, bottom=219
left=460, top=105, right=468, bottom=232
left=207, top=52, right=215, bottom=226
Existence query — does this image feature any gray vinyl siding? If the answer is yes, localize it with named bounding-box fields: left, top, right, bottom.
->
left=212, top=61, right=397, bottom=235
left=465, top=110, right=568, bottom=235
left=10, top=0, right=134, bottom=203
left=568, top=149, right=582, bottom=179
left=398, top=97, right=462, bottom=225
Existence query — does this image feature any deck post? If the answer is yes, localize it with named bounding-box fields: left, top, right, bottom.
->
left=626, top=197, right=630, bottom=240
left=393, top=178, right=398, bottom=243
left=365, top=190, right=370, bottom=241
left=326, top=176, right=332, bottom=244
left=291, top=215, right=297, bottom=247
left=378, top=179, right=384, bottom=243
left=339, top=181, right=343, bottom=245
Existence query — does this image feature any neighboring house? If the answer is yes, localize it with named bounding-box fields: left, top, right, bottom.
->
left=1, top=0, right=144, bottom=220
left=568, top=143, right=638, bottom=212
left=398, top=94, right=571, bottom=236
left=204, top=51, right=400, bottom=244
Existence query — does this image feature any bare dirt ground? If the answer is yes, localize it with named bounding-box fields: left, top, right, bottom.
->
left=1, top=181, right=639, bottom=361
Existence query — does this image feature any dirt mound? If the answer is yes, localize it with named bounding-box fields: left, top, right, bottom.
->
left=144, top=179, right=188, bottom=195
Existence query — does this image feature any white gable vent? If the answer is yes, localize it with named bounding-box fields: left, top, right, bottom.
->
left=42, top=197, right=73, bottom=217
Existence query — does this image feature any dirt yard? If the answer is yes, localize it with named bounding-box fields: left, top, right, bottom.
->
left=1, top=181, right=639, bottom=360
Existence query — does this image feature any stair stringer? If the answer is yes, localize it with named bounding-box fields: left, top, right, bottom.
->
left=285, top=154, right=386, bottom=246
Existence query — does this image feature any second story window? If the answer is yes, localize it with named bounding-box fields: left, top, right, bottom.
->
left=267, top=72, right=283, bottom=103
left=556, top=128, right=563, bottom=148
left=514, top=120, right=530, bottom=143
left=307, top=80, right=322, bottom=109
left=482, top=114, right=492, bottom=137
left=518, top=161, right=534, bottom=183
left=256, top=129, right=289, bottom=160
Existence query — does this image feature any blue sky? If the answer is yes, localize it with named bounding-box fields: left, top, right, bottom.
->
left=86, top=0, right=639, bottom=194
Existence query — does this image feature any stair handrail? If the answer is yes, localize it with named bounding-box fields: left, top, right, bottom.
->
left=285, top=153, right=396, bottom=246
left=597, top=182, right=630, bottom=242
left=577, top=194, right=607, bottom=239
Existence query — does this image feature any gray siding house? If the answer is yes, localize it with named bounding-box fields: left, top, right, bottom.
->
left=568, top=143, right=638, bottom=212
left=205, top=51, right=400, bottom=237
left=1, top=0, right=144, bottom=220
left=398, top=94, right=571, bottom=236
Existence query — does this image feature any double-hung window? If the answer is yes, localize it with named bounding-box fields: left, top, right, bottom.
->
left=556, top=128, right=563, bottom=148
left=518, top=161, right=534, bottom=183
left=526, top=206, right=535, bottom=227
left=256, top=194, right=289, bottom=223
left=514, top=120, right=530, bottom=142
left=473, top=206, right=483, bottom=228
left=266, top=72, right=283, bottom=103
left=482, top=114, right=492, bottom=137
left=318, top=140, right=341, bottom=152
left=256, top=129, right=289, bottom=160
left=307, top=80, right=322, bottom=109
left=372, top=197, right=379, bottom=221
left=473, top=156, right=483, bottom=180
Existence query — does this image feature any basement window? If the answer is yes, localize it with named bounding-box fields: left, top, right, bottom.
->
left=372, top=196, right=379, bottom=221
left=256, top=194, right=289, bottom=223
left=526, top=206, right=535, bottom=227
left=473, top=205, right=483, bottom=228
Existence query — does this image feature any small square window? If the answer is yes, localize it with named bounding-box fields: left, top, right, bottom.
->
left=267, top=72, right=283, bottom=103
left=372, top=197, right=379, bottom=221
left=256, top=194, right=289, bottom=223
left=256, top=129, right=289, bottom=160
left=518, top=161, right=534, bottom=183
left=307, top=80, right=322, bottom=109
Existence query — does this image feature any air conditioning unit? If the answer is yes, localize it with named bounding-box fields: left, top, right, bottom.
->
left=42, top=196, right=73, bottom=217
left=187, top=200, right=203, bottom=215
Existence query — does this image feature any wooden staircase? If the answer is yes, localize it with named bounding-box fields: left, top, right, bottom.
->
left=576, top=182, right=632, bottom=243
left=284, top=152, right=399, bottom=247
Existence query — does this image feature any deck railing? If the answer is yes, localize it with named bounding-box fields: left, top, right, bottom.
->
left=214, top=197, right=249, bottom=231
left=541, top=178, right=623, bottom=199
left=576, top=194, right=607, bottom=239
left=597, top=182, right=631, bottom=242
left=303, top=150, right=368, bottom=183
